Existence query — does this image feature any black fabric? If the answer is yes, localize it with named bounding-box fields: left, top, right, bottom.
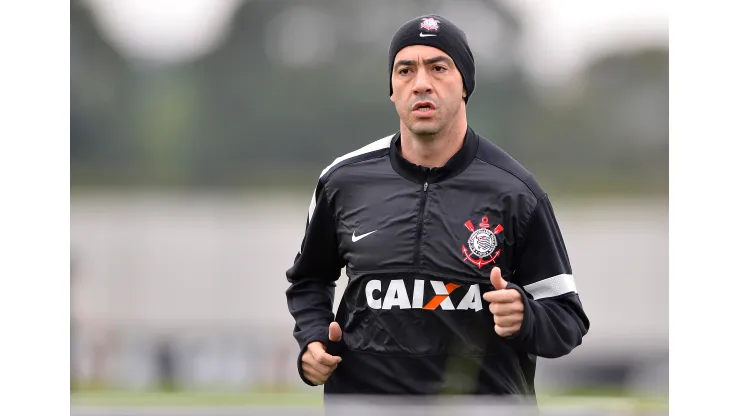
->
left=388, top=14, right=476, bottom=103
left=286, top=182, right=344, bottom=386
left=389, top=126, right=479, bottom=184
left=286, top=127, right=590, bottom=396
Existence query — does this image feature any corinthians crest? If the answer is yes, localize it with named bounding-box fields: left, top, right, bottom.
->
left=462, top=216, right=503, bottom=268
left=420, top=17, right=440, bottom=31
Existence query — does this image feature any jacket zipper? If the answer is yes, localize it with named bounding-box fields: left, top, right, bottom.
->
left=413, top=180, right=429, bottom=269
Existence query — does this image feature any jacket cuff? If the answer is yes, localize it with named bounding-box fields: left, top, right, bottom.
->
left=502, top=282, right=534, bottom=346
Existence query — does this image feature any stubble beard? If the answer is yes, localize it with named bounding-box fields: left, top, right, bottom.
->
left=405, top=105, right=457, bottom=141
left=408, top=120, right=443, bottom=138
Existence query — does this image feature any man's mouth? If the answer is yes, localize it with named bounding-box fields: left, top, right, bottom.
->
left=412, top=101, right=436, bottom=112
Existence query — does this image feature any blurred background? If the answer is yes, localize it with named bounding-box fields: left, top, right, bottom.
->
left=70, top=0, right=668, bottom=413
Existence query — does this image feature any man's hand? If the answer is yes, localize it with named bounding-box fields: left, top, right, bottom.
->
left=482, top=267, right=525, bottom=337
left=301, top=321, right=343, bottom=385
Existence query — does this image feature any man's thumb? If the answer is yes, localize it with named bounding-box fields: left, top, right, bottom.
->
left=328, top=321, right=342, bottom=342
left=490, top=267, right=508, bottom=290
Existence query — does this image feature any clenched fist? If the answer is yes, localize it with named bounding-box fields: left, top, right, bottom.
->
left=301, top=321, right=343, bottom=385
left=482, top=267, right=524, bottom=337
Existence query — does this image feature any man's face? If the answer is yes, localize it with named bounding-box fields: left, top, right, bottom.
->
left=391, top=45, right=466, bottom=137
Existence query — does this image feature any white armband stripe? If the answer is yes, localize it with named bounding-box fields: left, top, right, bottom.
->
left=523, top=274, right=577, bottom=300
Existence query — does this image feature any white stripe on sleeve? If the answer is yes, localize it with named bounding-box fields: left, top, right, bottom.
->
left=523, top=274, right=577, bottom=300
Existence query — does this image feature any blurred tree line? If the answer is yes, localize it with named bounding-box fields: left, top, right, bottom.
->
left=71, top=0, right=667, bottom=196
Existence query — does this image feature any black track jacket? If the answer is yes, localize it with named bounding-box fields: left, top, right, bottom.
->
left=286, top=127, right=589, bottom=396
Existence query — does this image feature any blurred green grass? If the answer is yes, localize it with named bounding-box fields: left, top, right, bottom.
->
left=71, top=390, right=322, bottom=407
left=71, top=389, right=668, bottom=411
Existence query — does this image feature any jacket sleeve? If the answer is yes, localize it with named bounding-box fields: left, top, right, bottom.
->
left=504, top=194, right=590, bottom=358
left=285, top=180, right=344, bottom=385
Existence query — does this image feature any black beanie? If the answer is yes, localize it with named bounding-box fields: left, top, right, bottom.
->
left=388, top=15, right=475, bottom=103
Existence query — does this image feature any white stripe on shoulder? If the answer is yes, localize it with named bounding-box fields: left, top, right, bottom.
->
left=307, top=134, right=394, bottom=223
left=307, top=185, right=318, bottom=224
left=523, top=274, right=577, bottom=300
left=318, top=134, right=394, bottom=180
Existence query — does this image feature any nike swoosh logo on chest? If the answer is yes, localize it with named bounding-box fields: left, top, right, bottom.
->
left=352, top=230, right=378, bottom=242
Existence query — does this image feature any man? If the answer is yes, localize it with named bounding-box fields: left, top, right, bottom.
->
left=286, top=14, right=589, bottom=402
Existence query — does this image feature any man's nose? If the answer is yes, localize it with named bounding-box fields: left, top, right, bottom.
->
left=412, top=69, right=432, bottom=95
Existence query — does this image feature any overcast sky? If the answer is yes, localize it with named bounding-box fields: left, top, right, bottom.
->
left=82, top=0, right=668, bottom=83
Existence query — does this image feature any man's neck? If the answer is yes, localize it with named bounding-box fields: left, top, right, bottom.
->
left=399, top=119, right=467, bottom=168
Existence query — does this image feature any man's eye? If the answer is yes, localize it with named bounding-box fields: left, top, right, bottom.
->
left=399, top=68, right=410, bottom=75
left=434, top=66, right=446, bottom=72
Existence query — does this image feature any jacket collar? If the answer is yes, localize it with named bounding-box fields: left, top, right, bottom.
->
left=389, top=126, right=479, bottom=184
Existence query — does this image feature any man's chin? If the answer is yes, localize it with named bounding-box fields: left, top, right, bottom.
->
left=408, top=121, right=442, bottom=137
